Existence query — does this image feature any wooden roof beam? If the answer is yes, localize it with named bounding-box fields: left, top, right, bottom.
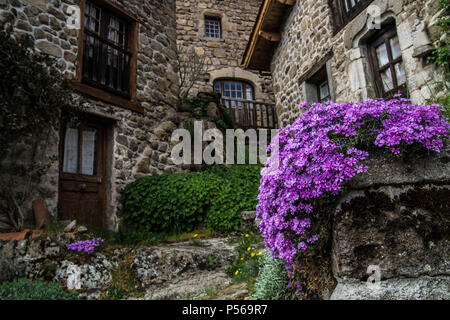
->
left=259, top=30, right=281, bottom=42
left=277, top=0, right=295, bottom=5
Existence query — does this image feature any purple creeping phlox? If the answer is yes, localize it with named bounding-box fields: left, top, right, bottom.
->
left=67, top=238, right=105, bottom=254
left=257, top=97, right=450, bottom=290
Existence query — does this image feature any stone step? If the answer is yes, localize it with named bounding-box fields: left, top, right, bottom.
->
left=132, top=238, right=237, bottom=287
left=141, top=270, right=232, bottom=300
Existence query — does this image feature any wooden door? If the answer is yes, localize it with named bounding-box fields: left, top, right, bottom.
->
left=58, top=119, right=107, bottom=227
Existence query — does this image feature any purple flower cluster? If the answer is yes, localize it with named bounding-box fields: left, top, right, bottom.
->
left=67, top=238, right=104, bottom=254
left=257, top=98, right=449, bottom=275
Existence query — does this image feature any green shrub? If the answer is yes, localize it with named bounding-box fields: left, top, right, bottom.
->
left=121, top=165, right=262, bottom=234
left=0, top=278, right=79, bottom=300
left=252, top=251, right=289, bottom=300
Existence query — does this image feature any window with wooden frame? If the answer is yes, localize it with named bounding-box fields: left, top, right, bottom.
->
left=329, top=0, right=374, bottom=34
left=213, top=79, right=254, bottom=108
left=308, top=67, right=332, bottom=103
left=298, top=51, right=334, bottom=104
left=71, top=0, right=141, bottom=113
left=368, top=25, right=407, bottom=98
left=205, top=16, right=221, bottom=38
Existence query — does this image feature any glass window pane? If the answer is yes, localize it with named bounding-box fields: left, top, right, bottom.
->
left=63, top=126, right=79, bottom=174
left=214, top=82, right=221, bottom=93
left=320, top=82, right=330, bottom=100
left=390, top=36, right=401, bottom=60
left=376, top=42, right=389, bottom=67
left=81, top=127, right=98, bottom=176
left=395, top=62, right=406, bottom=86
left=380, top=69, right=394, bottom=92
left=246, top=84, right=253, bottom=100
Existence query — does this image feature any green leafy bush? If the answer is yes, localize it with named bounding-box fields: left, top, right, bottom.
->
left=252, top=251, right=289, bottom=300
left=0, top=278, right=78, bottom=300
left=121, top=165, right=262, bottom=234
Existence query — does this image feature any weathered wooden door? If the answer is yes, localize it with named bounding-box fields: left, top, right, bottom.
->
left=58, top=119, right=107, bottom=227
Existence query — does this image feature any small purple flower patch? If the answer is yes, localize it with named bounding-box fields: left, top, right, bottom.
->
left=67, top=238, right=104, bottom=254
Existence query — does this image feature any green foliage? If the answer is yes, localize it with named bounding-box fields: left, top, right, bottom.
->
left=187, top=95, right=236, bottom=130
left=0, top=28, right=84, bottom=231
left=428, top=0, right=450, bottom=79
left=252, top=251, right=289, bottom=300
left=218, top=104, right=236, bottom=129
left=226, top=233, right=263, bottom=286
left=90, top=228, right=169, bottom=247
left=121, top=165, right=262, bottom=234
left=0, top=278, right=79, bottom=300
left=0, top=27, right=83, bottom=151
left=424, top=80, right=450, bottom=120
left=189, top=96, right=210, bottom=117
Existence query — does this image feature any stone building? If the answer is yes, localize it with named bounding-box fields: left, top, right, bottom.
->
left=242, top=0, right=450, bottom=299
left=176, top=0, right=277, bottom=129
left=0, top=0, right=185, bottom=231
left=243, top=0, right=443, bottom=126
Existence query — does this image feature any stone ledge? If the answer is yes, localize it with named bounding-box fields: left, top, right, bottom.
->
left=331, top=276, right=450, bottom=300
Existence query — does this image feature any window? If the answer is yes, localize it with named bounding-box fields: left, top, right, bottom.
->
left=329, top=0, right=374, bottom=34
left=205, top=17, right=221, bottom=38
left=214, top=79, right=254, bottom=108
left=298, top=52, right=334, bottom=104
left=368, top=26, right=407, bottom=98
left=72, top=0, right=142, bottom=112
left=82, top=1, right=131, bottom=98
left=308, top=67, right=331, bottom=103
left=62, top=123, right=99, bottom=176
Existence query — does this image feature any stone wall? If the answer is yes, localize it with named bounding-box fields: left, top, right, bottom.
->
left=0, top=234, right=236, bottom=300
left=0, top=0, right=188, bottom=231
left=271, top=0, right=443, bottom=127
left=329, top=144, right=450, bottom=299
left=176, top=0, right=275, bottom=102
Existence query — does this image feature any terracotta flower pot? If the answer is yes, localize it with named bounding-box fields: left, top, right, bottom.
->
left=0, top=229, right=31, bottom=241
left=32, top=199, right=51, bottom=230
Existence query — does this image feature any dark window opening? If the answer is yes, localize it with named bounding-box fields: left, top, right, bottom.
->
left=205, top=17, right=221, bottom=38
left=329, top=0, right=374, bottom=34
left=303, top=65, right=333, bottom=104
left=309, top=67, right=331, bottom=103
left=82, top=1, right=132, bottom=98
left=368, top=25, right=407, bottom=98
left=214, top=79, right=255, bottom=108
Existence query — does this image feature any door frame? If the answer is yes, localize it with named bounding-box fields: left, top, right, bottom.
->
left=57, top=112, right=114, bottom=227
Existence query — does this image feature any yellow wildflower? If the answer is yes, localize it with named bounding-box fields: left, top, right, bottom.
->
left=235, top=270, right=239, bottom=275
left=245, top=234, right=249, bottom=238
left=193, top=234, right=198, bottom=238
left=251, top=253, right=255, bottom=257
left=240, top=257, right=244, bottom=261
left=256, top=252, right=262, bottom=256
left=247, top=247, right=251, bottom=251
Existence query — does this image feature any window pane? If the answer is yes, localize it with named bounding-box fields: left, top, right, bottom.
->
left=380, top=69, right=394, bottom=92
left=205, top=18, right=221, bottom=38
left=394, top=62, right=406, bottom=86
left=320, top=82, right=330, bottom=101
left=81, top=127, right=98, bottom=176
left=390, top=36, right=401, bottom=60
left=214, top=82, right=221, bottom=93
left=246, top=84, right=253, bottom=100
left=63, top=126, right=79, bottom=174
left=376, top=42, right=389, bottom=67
